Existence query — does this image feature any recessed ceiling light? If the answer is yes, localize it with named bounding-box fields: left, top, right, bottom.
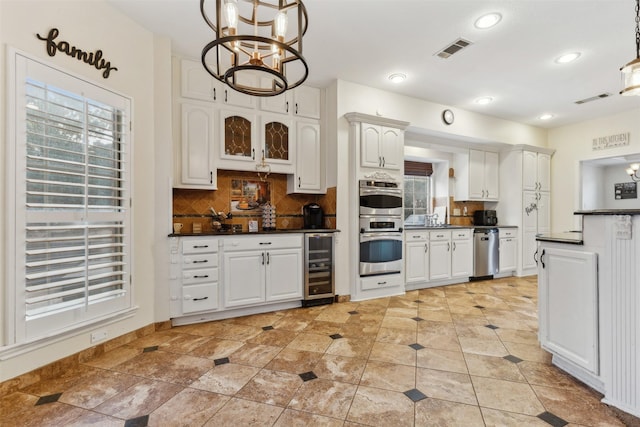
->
left=555, top=52, right=581, bottom=64
left=538, top=113, right=555, bottom=120
left=388, top=73, right=407, bottom=83
left=474, top=96, right=494, bottom=105
left=474, top=13, right=502, bottom=29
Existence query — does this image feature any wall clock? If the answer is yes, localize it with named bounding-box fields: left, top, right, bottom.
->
left=442, top=109, right=454, bottom=125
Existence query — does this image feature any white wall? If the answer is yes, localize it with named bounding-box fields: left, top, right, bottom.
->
left=0, top=0, right=172, bottom=381
left=602, top=165, right=640, bottom=209
left=548, top=107, right=640, bottom=231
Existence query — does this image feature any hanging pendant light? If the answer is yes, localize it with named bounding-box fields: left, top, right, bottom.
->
left=620, top=0, right=640, bottom=96
left=200, top=0, right=308, bottom=97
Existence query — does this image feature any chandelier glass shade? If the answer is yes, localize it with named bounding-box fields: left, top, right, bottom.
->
left=620, top=0, right=640, bottom=96
left=626, top=163, right=640, bottom=182
left=200, top=0, right=308, bottom=97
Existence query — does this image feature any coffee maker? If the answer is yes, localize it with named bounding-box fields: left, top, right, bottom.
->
left=303, top=203, right=324, bottom=229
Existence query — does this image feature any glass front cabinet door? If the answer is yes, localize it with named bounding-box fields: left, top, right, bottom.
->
left=260, top=115, right=293, bottom=173
left=219, top=110, right=257, bottom=168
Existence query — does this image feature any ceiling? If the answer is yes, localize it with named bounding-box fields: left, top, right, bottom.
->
left=108, top=0, right=640, bottom=129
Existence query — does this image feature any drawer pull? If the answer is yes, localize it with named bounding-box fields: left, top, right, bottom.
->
left=193, top=296, right=209, bottom=301
left=193, top=275, right=209, bottom=278
left=193, top=245, right=209, bottom=248
left=377, top=281, right=387, bottom=285
left=193, top=260, right=208, bottom=263
left=259, top=242, right=272, bottom=245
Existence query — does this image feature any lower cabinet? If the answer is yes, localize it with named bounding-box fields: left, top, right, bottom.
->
left=405, top=232, right=429, bottom=284
left=451, top=229, right=473, bottom=278
left=429, top=232, right=452, bottom=281
left=538, top=244, right=599, bottom=375
left=499, top=228, right=517, bottom=273
left=222, top=234, right=303, bottom=308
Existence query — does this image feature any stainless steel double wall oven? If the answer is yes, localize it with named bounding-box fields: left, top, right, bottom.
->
left=359, top=180, right=403, bottom=276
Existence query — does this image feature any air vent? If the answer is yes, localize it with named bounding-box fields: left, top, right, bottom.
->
left=435, top=38, right=474, bottom=59
left=574, top=93, right=613, bottom=104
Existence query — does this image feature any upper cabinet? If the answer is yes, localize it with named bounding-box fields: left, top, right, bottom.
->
left=180, top=59, right=255, bottom=108
left=288, top=121, right=324, bottom=193
left=523, top=150, right=551, bottom=192
left=177, top=102, right=217, bottom=189
left=360, top=124, right=403, bottom=171
left=454, top=149, right=499, bottom=201
left=292, top=86, right=321, bottom=119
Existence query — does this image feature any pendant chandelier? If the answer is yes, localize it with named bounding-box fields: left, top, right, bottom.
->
left=200, top=0, right=308, bottom=97
left=626, top=163, right=640, bottom=181
left=620, top=0, right=640, bottom=95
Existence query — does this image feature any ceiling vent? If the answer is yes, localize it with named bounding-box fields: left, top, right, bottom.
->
left=435, top=38, right=474, bottom=59
left=574, top=93, right=613, bottom=104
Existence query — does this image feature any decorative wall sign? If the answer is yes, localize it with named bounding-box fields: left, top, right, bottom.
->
left=615, top=182, right=637, bottom=199
left=36, top=28, right=118, bottom=78
left=592, top=132, right=630, bottom=151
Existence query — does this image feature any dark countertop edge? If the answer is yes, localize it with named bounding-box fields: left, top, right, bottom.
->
left=536, top=234, right=584, bottom=245
left=168, top=228, right=340, bottom=237
left=575, top=209, right=640, bottom=215
left=404, top=225, right=517, bottom=230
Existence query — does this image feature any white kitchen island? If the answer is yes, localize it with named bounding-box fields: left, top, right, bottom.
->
left=537, top=210, right=640, bottom=418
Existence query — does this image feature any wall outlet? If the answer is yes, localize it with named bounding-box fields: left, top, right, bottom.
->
left=90, top=330, right=107, bottom=344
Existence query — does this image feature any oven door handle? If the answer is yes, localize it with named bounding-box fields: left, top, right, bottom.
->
left=359, top=187, right=402, bottom=196
left=360, top=232, right=403, bottom=241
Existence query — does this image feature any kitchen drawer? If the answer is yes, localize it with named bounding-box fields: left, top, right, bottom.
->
left=182, top=267, right=219, bottom=285
left=405, top=231, right=428, bottom=241
left=451, top=229, right=472, bottom=240
left=182, top=283, right=219, bottom=313
left=223, top=234, right=303, bottom=251
left=500, top=228, right=517, bottom=238
left=182, top=238, right=219, bottom=254
left=429, top=230, right=451, bottom=241
left=360, top=274, right=403, bottom=291
left=182, top=253, right=219, bottom=268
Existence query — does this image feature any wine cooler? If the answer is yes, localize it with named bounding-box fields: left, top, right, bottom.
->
left=303, top=233, right=335, bottom=307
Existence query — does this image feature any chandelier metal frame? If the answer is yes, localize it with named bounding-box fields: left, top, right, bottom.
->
left=620, top=0, right=640, bottom=96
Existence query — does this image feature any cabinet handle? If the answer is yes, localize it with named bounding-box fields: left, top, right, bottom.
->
left=212, top=88, right=216, bottom=101
left=193, top=245, right=209, bottom=248
left=193, top=296, right=209, bottom=301
left=453, top=242, right=457, bottom=251
left=377, top=281, right=387, bottom=285
left=424, top=243, right=428, bottom=253
left=382, top=157, right=385, bottom=167
left=413, top=235, right=421, bottom=239
left=447, top=242, right=450, bottom=252
left=193, top=275, right=209, bottom=278
left=252, top=148, right=255, bottom=160
left=193, top=260, right=208, bottom=263
left=298, top=176, right=301, bottom=188
left=540, top=249, right=546, bottom=269
left=295, top=103, right=298, bottom=114
left=224, top=89, right=228, bottom=103
left=286, top=101, right=289, bottom=113
left=259, top=242, right=272, bottom=245
left=210, top=171, right=213, bottom=184
left=262, top=252, right=265, bottom=265
left=266, top=252, right=270, bottom=265
left=534, top=249, right=539, bottom=265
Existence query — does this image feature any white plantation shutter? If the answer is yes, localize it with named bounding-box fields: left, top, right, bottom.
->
left=11, top=53, right=132, bottom=342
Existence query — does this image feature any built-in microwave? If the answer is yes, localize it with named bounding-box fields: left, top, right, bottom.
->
left=359, top=180, right=403, bottom=216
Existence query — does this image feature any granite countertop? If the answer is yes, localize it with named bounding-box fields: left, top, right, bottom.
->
left=536, top=231, right=583, bottom=245
left=575, top=209, right=640, bottom=215
left=168, top=228, right=340, bottom=237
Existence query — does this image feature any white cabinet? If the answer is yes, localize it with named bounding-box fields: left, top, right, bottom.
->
left=451, top=229, right=473, bottom=278
left=429, top=231, right=452, bottom=281
left=455, top=149, right=499, bottom=201
left=360, top=124, right=403, bottom=171
left=217, top=109, right=258, bottom=169
left=259, top=114, right=294, bottom=173
left=222, top=235, right=303, bottom=308
left=405, top=232, right=429, bottom=284
left=522, top=191, right=550, bottom=271
left=538, top=245, right=599, bottom=375
left=498, top=228, right=517, bottom=273
left=293, top=86, right=321, bottom=119
left=178, top=103, right=217, bottom=189
left=523, top=150, right=551, bottom=192
left=170, top=237, right=220, bottom=317
left=287, top=121, right=324, bottom=194
left=180, top=59, right=255, bottom=108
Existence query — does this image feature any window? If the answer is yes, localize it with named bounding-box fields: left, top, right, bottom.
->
left=8, top=52, right=132, bottom=344
left=404, top=175, right=431, bottom=225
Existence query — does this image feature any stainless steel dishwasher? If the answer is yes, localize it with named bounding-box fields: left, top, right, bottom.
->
left=472, top=228, right=499, bottom=279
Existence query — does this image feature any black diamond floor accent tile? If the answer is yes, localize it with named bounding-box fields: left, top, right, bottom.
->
left=329, top=334, right=343, bottom=340
left=124, top=415, right=149, bottom=427
left=474, top=305, right=485, bottom=309
left=348, top=311, right=359, bottom=315
left=503, top=355, right=523, bottom=364
left=409, top=343, right=425, bottom=350
left=143, top=346, right=158, bottom=353
left=299, top=371, right=317, bottom=382
left=412, top=316, right=424, bottom=322
left=404, top=388, right=427, bottom=402
left=485, top=324, right=499, bottom=330
left=214, top=357, right=230, bottom=366
left=537, top=411, right=568, bottom=427
left=35, top=393, right=62, bottom=406
left=262, top=325, right=274, bottom=331
left=413, top=299, right=424, bottom=303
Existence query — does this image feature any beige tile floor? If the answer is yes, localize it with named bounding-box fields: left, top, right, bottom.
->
left=1, top=277, right=636, bottom=426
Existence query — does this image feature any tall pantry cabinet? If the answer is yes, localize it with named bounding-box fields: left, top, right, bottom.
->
left=498, top=146, right=554, bottom=276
